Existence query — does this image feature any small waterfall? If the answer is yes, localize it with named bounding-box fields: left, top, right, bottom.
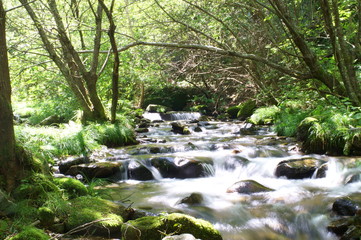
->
left=143, top=111, right=201, bottom=121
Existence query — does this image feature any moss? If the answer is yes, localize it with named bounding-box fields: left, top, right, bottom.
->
left=13, top=174, right=59, bottom=202
left=38, top=207, right=55, bottom=226
left=0, top=220, right=9, bottom=239
left=9, top=227, right=49, bottom=240
left=121, top=213, right=222, bottom=240
left=237, top=100, right=257, bottom=120
left=54, top=177, right=88, bottom=199
left=65, top=196, right=127, bottom=237
left=226, top=105, right=241, bottom=119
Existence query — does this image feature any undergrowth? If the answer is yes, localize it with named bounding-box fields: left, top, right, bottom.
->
left=15, top=119, right=136, bottom=162
left=250, top=100, right=361, bottom=155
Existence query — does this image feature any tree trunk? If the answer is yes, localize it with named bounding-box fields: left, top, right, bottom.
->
left=20, top=0, right=107, bottom=122
left=0, top=1, right=22, bottom=192
left=98, top=0, right=120, bottom=123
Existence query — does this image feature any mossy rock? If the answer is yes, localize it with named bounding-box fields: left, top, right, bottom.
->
left=226, top=106, right=241, bottom=119
left=121, top=213, right=222, bottom=240
left=38, top=207, right=55, bottom=226
left=13, top=174, right=59, bottom=201
left=54, top=177, right=88, bottom=199
left=65, top=196, right=128, bottom=237
left=9, top=227, right=49, bottom=240
left=237, top=100, right=257, bottom=120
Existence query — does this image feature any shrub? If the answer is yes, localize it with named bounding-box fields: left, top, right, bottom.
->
left=249, top=106, right=280, bottom=125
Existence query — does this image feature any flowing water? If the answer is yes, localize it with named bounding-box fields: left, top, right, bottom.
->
left=104, top=114, right=361, bottom=240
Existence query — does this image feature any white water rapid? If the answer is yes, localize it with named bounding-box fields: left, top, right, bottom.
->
left=107, top=120, right=361, bottom=240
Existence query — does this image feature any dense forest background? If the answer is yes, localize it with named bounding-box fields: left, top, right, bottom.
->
left=0, top=0, right=360, bottom=239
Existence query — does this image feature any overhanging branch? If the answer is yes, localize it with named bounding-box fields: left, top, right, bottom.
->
left=78, top=41, right=312, bottom=80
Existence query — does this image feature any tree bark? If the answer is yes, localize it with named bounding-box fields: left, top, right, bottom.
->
left=98, top=0, right=120, bottom=123
left=0, top=1, right=22, bottom=192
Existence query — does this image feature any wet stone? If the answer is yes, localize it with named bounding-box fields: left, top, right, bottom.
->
left=58, top=156, right=90, bottom=174
left=226, top=180, right=274, bottom=194
left=332, top=198, right=359, bottom=216
left=128, top=160, right=154, bottom=181
left=177, top=193, right=204, bottom=205
left=66, top=162, right=123, bottom=179
left=274, top=158, right=326, bottom=179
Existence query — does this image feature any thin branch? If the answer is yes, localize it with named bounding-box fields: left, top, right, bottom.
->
left=5, top=0, right=37, bottom=12
left=79, top=40, right=310, bottom=79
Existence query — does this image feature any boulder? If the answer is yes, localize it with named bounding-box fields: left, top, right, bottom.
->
left=66, top=162, right=123, bottom=179
left=150, top=157, right=178, bottom=178
left=171, top=122, right=191, bottom=135
left=174, top=157, right=213, bottom=179
left=58, top=156, right=89, bottom=174
left=274, top=158, right=327, bottom=179
left=65, top=196, right=129, bottom=237
left=121, top=213, right=222, bottom=240
left=150, top=157, right=213, bottom=179
left=237, top=100, right=257, bottom=120
left=226, top=180, right=274, bottom=194
left=128, top=160, right=154, bottom=180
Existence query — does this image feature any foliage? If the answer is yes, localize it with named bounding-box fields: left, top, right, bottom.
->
left=86, top=122, right=137, bottom=148
left=15, top=119, right=136, bottom=162
left=273, top=100, right=312, bottom=137
left=249, top=106, right=280, bottom=125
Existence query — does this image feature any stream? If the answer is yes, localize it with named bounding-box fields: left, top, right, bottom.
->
left=100, top=113, right=361, bottom=240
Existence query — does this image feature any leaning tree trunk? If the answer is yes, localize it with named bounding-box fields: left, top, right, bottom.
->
left=0, top=1, right=22, bottom=192
left=20, top=0, right=108, bottom=122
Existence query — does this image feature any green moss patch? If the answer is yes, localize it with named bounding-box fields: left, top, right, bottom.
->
left=9, top=227, right=49, bottom=240
left=121, top=213, right=222, bottom=240
left=65, top=196, right=127, bottom=237
left=54, top=177, right=88, bottom=199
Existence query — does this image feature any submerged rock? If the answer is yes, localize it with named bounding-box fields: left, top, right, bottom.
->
left=274, top=158, right=327, bottom=179
left=121, top=213, right=222, bottom=240
left=226, top=180, right=274, bottom=194
left=332, top=198, right=359, bottom=216
left=177, top=193, right=204, bottom=205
